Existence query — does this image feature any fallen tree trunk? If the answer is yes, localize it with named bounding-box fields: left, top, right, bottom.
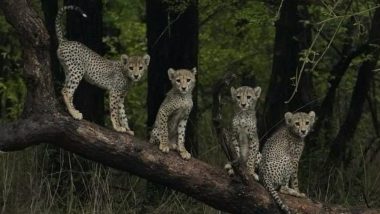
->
left=1, top=113, right=379, bottom=214
left=0, top=0, right=379, bottom=213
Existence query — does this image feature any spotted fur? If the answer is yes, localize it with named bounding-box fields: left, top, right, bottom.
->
left=224, top=86, right=262, bottom=181
left=149, top=68, right=197, bottom=160
left=259, top=111, right=316, bottom=214
left=56, top=6, right=150, bottom=135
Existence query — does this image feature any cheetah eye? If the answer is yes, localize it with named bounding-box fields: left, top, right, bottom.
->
left=236, top=95, right=241, bottom=99
left=305, top=121, right=309, bottom=125
left=186, top=78, right=191, bottom=82
left=129, top=66, right=134, bottom=70
left=295, top=122, right=300, bottom=126
left=247, top=96, right=251, bottom=99
left=139, top=66, right=143, bottom=70
left=176, top=79, right=181, bottom=83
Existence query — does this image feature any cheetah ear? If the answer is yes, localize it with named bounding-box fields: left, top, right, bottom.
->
left=284, top=112, right=293, bottom=125
left=143, top=54, right=150, bottom=66
left=309, top=111, right=316, bottom=123
left=192, top=67, right=197, bottom=75
left=253, top=86, right=262, bottom=98
left=168, top=68, right=176, bottom=80
left=121, top=54, right=129, bottom=65
left=230, top=87, right=236, bottom=98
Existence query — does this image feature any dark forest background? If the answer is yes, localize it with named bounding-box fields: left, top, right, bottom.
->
left=0, top=0, right=380, bottom=213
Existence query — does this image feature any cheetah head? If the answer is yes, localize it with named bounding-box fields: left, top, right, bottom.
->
left=231, top=86, right=261, bottom=111
left=121, top=54, right=150, bottom=82
left=285, top=111, right=316, bottom=138
left=168, top=68, right=197, bottom=94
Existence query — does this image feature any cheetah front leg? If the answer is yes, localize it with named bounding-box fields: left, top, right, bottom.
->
left=109, top=91, right=126, bottom=133
left=117, top=92, right=134, bottom=136
left=246, top=144, right=259, bottom=181
left=247, top=132, right=260, bottom=181
left=224, top=133, right=239, bottom=176
left=279, top=185, right=305, bottom=198
left=177, top=119, right=191, bottom=160
left=151, top=106, right=171, bottom=153
left=158, top=126, right=170, bottom=153
left=289, top=163, right=306, bottom=198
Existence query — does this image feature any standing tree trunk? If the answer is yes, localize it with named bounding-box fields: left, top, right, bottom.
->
left=146, top=0, right=199, bottom=155
left=327, top=7, right=380, bottom=167
left=41, top=0, right=61, bottom=90
left=64, top=0, right=105, bottom=125
left=261, top=0, right=314, bottom=139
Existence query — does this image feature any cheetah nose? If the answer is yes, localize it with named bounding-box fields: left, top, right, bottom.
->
left=301, top=130, right=306, bottom=134
left=134, top=75, right=139, bottom=79
left=181, top=87, right=187, bottom=91
left=241, top=103, right=247, bottom=107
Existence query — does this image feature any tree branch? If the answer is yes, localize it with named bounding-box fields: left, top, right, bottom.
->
left=1, top=113, right=379, bottom=214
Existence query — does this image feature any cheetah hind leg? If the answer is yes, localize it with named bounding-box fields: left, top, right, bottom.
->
left=61, top=88, right=83, bottom=120
left=60, top=60, right=84, bottom=120
left=280, top=186, right=306, bottom=198
left=265, top=183, right=292, bottom=214
left=109, top=92, right=127, bottom=133
left=118, top=103, right=134, bottom=136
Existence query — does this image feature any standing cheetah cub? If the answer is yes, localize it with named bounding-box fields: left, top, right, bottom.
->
left=259, top=111, right=315, bottom=214
left=224, top=86, right=262, bottom=181
left=55, top=6, right=149, bottom=135
left=150, top=68, right=197, bottom=160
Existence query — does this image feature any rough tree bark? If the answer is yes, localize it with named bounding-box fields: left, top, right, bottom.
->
left=41, top=0, right=60, bottom=88
left=0, top=0, right=379, bottom=213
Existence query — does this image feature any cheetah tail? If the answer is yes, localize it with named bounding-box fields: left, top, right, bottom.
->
left=55, top=5, right=87, bottom=43
left=266, top=184, right=292, bottom=214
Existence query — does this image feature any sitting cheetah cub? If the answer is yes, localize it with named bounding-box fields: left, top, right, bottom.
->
left=224, top=86, right=262, bottom=181
left=259, top=111, right=315, bottom=214
left=149, top=68, right=197, bottom=160
left=56, top=6, right=149, bottom=135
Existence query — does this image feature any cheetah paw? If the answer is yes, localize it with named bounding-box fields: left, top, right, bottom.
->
left=252, top=173, right=259, bottom=181
left=126, top=129, right=135, bottom=136
left=180, top=150, right=191, bottom=160
left=224, top=163, right=235, bottom=176
left=295, top=192, right=306, bottom=198
left=71, top=110, right=83, bottom=120
left=114, top=127, right=127, bottom=132
left=159, top=143, right=170, bottom=153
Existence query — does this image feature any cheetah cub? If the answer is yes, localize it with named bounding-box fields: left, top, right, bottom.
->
left=149, top=68, right=197, bottom=160
left=224, top=86, right=262, bottom=181
left=259, top=111, right=315, bottom=214
left=56, top=6, right=149, bottom=135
